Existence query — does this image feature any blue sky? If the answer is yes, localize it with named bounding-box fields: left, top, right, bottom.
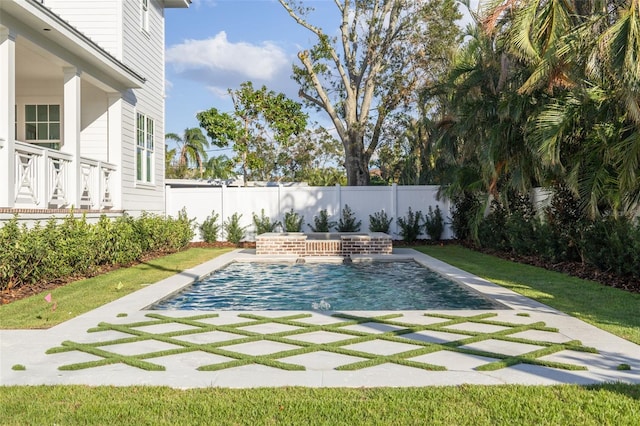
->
left=164, top=0, right=479, bottom=156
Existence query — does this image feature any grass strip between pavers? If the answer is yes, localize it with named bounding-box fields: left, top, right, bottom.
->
left=46, top=311, right=598, bottom=373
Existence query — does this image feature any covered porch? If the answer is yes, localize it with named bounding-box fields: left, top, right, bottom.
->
left=0, top=0, right=144, bottom=213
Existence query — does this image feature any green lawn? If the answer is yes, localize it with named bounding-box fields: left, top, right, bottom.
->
left=0, top=247, right=233, bottom=329
left=1, top=384, right=639, bottom=425
left=2, top=244, right=639, bottom=425
left=417, top=245, right=640, bottom=345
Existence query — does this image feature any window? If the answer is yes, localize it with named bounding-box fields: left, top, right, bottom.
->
left=136, top=112, right=154, bottom=183
left=141, top=0, right=149, bottom=33
left=25, top=104, right=61, bottom=149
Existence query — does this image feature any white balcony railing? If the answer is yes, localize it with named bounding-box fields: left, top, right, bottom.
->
left=13, top=141, right=116, bottom=210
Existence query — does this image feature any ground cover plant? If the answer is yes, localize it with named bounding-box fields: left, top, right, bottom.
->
left=1, top=384, right=639, bottom=425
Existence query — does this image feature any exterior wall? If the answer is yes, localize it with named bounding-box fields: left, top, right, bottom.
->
left=40, top=0, right=167, bottom=215
left=166, top=184, right=453, bottom=242
left=118, top=0, right=166, bottom=214
left=80, top=82, right=109, bottom=161
left=43, top=0, right=122, bottom=58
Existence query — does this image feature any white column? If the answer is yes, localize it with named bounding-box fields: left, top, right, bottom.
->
left=0, top=28, right=16, bottom=208
left=62, top=67, right=81, bottom=208
left=107, top=93, right=122, bottom=210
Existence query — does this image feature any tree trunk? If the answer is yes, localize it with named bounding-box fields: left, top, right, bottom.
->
left=344, top=131, right=370, bottom=186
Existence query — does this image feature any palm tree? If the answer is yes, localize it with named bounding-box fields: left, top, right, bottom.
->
left=203, top=155, right=235, bottom=180
left=477, top=0, right=640, bottom=217
left=165, top=128, right=210, bottom=178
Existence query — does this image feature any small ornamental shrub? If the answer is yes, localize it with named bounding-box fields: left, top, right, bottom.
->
left=199, top=211, right=221, bottom=243
left=223, top=213, right=247, bottom=244
left=424, top=205, right=445, bottom=241
left=369, top=210, right=393, bottom=233
left=397, top=208, right=423, bottom=243
left=308, top=209, right=336, bottom=232
left=543, top=186, right=585, bottom=262
left=252, top=209, right=280, bottom=235
left=450, top=191, right=481, bottom=241
left=582, top=216, right=640, bottom=279
left=504, top=193, right=539, bottom=256
left=336, top=204, right=362, bottom=232
left=478, top=199, right=509, bottom=251
left=283, top=209, right=304, bottom=232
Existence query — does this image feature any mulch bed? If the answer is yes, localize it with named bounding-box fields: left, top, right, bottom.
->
left=2, top=240, right=637, bottom=306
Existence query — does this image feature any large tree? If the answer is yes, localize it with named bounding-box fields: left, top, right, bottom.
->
left=197, top=82, right=307, bottom=184
left=278, top=0, right=462, bottom=185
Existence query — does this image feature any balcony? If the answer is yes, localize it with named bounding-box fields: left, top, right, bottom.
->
left=12, top=140, right=115, bottom=211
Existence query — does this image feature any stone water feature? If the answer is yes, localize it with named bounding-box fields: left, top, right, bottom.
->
left=255, top=232, right=393, bottom=257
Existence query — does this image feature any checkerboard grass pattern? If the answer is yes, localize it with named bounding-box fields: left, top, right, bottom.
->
left=46, top=312, right=597, bottom=372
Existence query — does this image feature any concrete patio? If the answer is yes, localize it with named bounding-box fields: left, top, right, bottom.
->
left=2, top=249, right=639, bottom=388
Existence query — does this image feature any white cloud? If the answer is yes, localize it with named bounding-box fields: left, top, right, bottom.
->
left=166, top=31, right=289, bottom=81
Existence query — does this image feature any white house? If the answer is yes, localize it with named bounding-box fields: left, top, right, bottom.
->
left=0, top=0, right=190, bottom=221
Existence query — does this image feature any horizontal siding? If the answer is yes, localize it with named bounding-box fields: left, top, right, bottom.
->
left=43, top=0, right=121, bottom=58
left=119, top=0, right=165, bottom=213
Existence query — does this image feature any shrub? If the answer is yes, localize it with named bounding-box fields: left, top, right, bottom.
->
left=542, top=186, right=585, bottom=262
left=336, top=204, right=362, bottom=232
left=478, top=199, right=509, bottom=251
left=582, top=216, right=640, bottom=278
left=424, top=205, right=444, bottom=241
left=199, top=211, right=221, bottom=243
left=252, top=209, right=280, bottom=235
left=450, top=191, right=481, bottom=241
left=0, top=211, right=195, bottom=292
left=504, top=193, right=539, bottom=256
left=283, top=209, right=303, bottom=232
left=224, top=213, right=247, bottom=244
left=308, top=209, right=336, bottom=232
left=369, top=210, right=393, bottom=233
left=397, top=208, right=423, bottom=243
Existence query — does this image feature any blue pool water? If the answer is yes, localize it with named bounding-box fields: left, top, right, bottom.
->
left=149, top=261, right=502, bottom=311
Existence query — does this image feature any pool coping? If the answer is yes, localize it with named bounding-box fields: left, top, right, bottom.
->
left=2, top=248, right=640, bottom=388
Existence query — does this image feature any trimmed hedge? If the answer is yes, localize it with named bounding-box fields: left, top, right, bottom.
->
left=452, top=189, right=640, bottom=281
left=0, top=210, right=194, bottom=291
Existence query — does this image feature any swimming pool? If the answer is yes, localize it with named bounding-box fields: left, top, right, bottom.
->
left=149, top=261, right=503, bottom=311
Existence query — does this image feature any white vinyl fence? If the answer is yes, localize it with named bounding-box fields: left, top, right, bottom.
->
left=165, top=184, right=454, bottom=241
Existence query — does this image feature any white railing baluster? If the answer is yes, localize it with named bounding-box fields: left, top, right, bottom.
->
left=12, top=141, right=116, bottom=211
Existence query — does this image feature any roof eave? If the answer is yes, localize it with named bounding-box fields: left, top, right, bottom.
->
left=164, top=0, right=191, bottom=9
left=7, top=0, right=146, bottom=89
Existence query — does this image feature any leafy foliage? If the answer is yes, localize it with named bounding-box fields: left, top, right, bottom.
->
left=308, top=209, right=336, bottom=232
left=397, top=208, right=423, bottom=243
left=450, top=192, right=482, bottom=241
left=0, top=212, right=194, bottom=291
left=336, top=204, right=362, bottom=232
left=279, top=0, right=462, bottom=185
left=197, top=81, right=308, bottom=184
left=165, top=128, right=210, bottom=179
left=283, top=209, right=304, bottom=232
left=223, top=213, right=247, bottom=244
left=424, top=206, right=444, bottom=241
left=199, top=211, right=222, bottom=243
left=252, top=209, right=280, bottom=235
left=368, top=210, right=393, bottom=233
